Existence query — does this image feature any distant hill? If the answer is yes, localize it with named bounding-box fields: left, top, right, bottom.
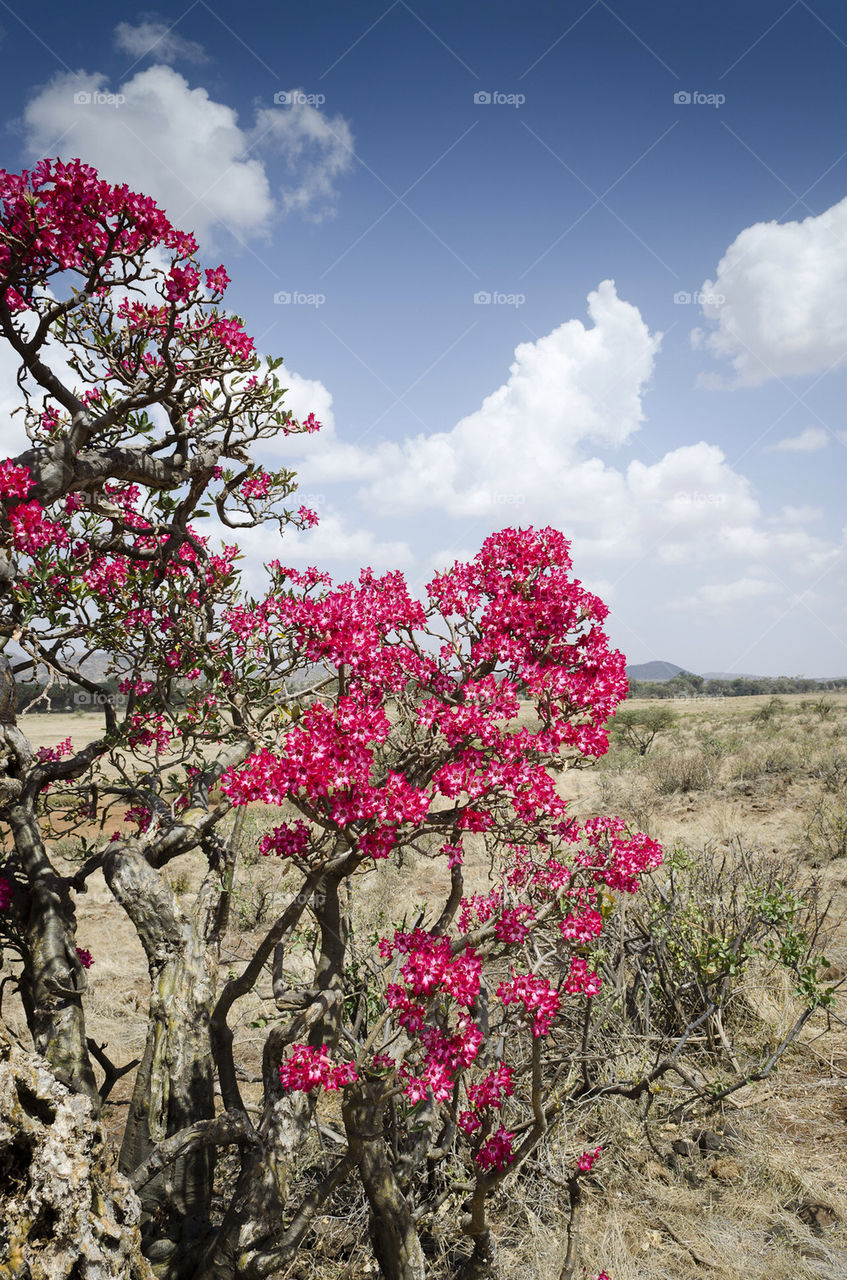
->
left=625, top=661, right=685, bottom=683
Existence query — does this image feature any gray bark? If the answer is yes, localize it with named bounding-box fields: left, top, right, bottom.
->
left=0, top=1026, right=153, bottom=1279
left=103, top=842, right=218, bottom=1260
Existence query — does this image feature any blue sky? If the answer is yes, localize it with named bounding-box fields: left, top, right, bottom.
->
left=1, top=0, right=846, bottom=675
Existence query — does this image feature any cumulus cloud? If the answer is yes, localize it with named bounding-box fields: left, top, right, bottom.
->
left=21, top=66, right=353, bottom=243
left=626, top=442, right=761, bottom=563
left=768, top=426, right=830, bottom=452
left=696, top=196, right=847, bottom=385
left=266, top=283, right=834, bottom=581
left=114, top=19, right=208, bottom=64
left=356, top=280, right=661, bottom=520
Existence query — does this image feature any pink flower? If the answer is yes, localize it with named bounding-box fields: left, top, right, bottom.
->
left=240, top=471, right=271, bottom=500
left=204, top=264, right=230, bottom=293
left=497, top=971, right=560, bottom=1036
left=477, top=1126, right=514, bottom=1171
left=0, top=877, right=12, bottom=910
left=278, top=1043, right=358, bottom=1093
left=76, top=947, right=93, bottom=969
left=0, top=459, right=33, bottom=498
left=577, top=1144, right=603, bottom=1173
left=36, top=737, right=73, bottom=763
left=564, top=955, right=602, bottom=998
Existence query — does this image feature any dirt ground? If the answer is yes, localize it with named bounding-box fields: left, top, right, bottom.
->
left=7, top=694, right=847, bottom=1279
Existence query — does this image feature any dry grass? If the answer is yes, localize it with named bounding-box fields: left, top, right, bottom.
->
left=8, top=695, right=847, bottom=1278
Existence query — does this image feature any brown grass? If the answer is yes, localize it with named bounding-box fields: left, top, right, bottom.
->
left=7, top=695, right=847, bottom=1278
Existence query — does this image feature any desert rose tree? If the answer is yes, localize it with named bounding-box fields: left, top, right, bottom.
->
left=0, top=161, right=829, bottom=1280
left=0, top=157, right=322, bottom=1270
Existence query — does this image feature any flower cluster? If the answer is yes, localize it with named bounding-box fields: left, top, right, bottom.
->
left=278, top=1043, right=358, bottom=1092
left=75, top=947, right=93, bottom=970
left=36, top=737, right=73, bottom=764
left=240, top=471, right=271, bottom=500
left=577, top=1144, right=603, bottom=1172
left=0, top=877, right=12, bottom=910
left=0, top=460, right=32, bottom=498
left=259, top=820, right=311, bottom=858
left=564, top=955, right=602, bottom=997
left=497, top=970, right=561, bottom=1036
left=476, top=1126, right=515, bottom=1172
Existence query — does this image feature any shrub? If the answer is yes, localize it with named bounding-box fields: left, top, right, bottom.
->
left=611, top=705, right=676, bottom=755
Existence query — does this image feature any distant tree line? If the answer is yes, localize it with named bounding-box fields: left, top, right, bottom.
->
left=628, top=671, right=847, bottom=699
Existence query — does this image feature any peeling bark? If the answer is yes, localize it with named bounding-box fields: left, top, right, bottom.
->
left=103, top=843, right=218, bottom=1263
left=5, top=796, right=98, bottom=1106
left=342, top=1083, right=426, bottom=1280
left=0, top=1026, right=153, bottom=1279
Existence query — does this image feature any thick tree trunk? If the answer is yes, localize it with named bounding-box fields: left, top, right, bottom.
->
left=6, top=797, right=99, bottom=1106
left=103, top=843, right=218, bottom=1267
left=0, top=1026, right=152, bottom=1278
left=343, top=1082, right=426, bottom=1280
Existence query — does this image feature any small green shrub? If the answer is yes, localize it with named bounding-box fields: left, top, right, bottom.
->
left=611, top=705, right=676, bottom=755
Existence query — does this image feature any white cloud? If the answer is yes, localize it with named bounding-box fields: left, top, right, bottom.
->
left=253, top=101, right=354, bottom=221
left=114, top=20, right=208, bottom=64
left=768, top=426, right=830, bottom=452
left=627, top=441, right=761, bottom=562
left=776, top=504, right=823, bottom=524
left=21, top=66, right=353, bottom=243
left=356, top=280, right=661, bottom=520
left=697, top=196, right=847, bottom=385
left=268, top=284, right=835, bottom=581
left=237, top=513, right=412, bottom=585
left=670, top=576, right=782, bottom=612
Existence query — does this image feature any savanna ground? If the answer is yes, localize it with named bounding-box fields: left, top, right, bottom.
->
left=7, top=691, right=847, bottom=1280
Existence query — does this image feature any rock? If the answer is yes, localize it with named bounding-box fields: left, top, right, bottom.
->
left=695, top=1126, right=738, bottom=1154
left=671, top=1138, right=700, bottom=1158
left=709, top=1157, right=743, bottom=1183
left=794, top=1202, right=837, bottom=1235
left=0, top=1027, right=153, bottom=1279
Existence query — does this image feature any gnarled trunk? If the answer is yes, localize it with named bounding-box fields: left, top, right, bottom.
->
left=343, top=1082, right=426, bottom=1280
left=6, top=796, right=99, bottom=1106
left=0, top=1026, right=152, bottom=1278
left=104, top=843, right=218, bottom=1267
